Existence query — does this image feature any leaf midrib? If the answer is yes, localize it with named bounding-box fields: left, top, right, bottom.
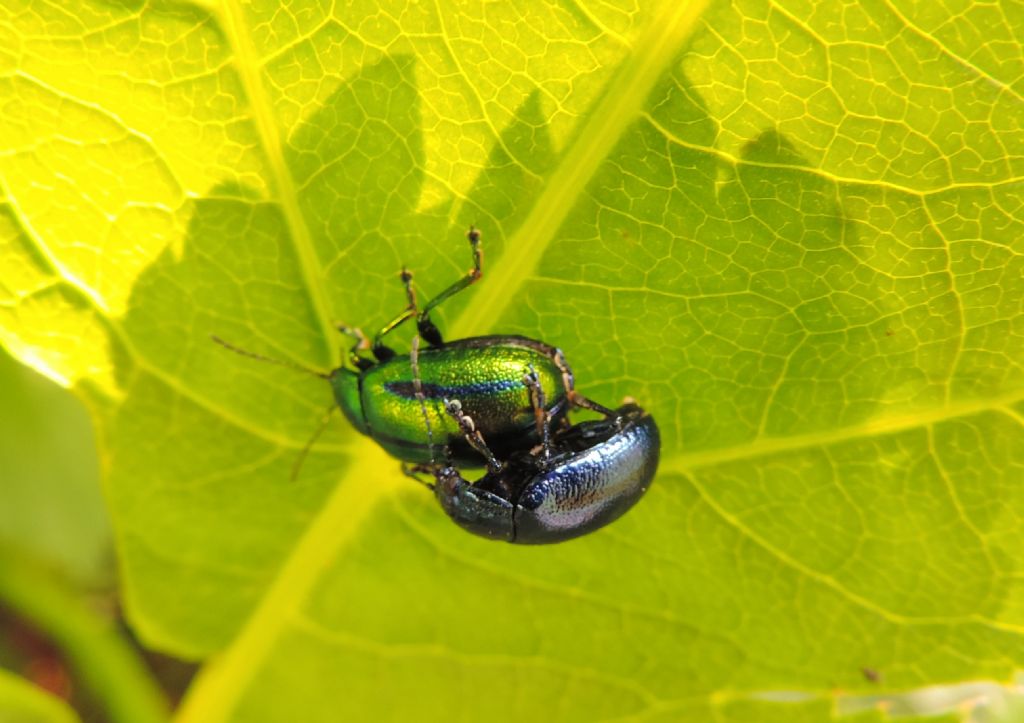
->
left=218, top=0, right=340, bottom=368
left=449, top=0, right=712, bottom=338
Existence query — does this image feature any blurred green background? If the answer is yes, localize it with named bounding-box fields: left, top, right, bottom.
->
left=0, top=347, right=182, bottom=722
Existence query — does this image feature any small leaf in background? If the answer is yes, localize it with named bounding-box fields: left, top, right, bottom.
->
left=0, top=669, right=80, bottom=723
left=0, top=345, right=168, bottom=722
left=0, top=346, right=109, bottom=585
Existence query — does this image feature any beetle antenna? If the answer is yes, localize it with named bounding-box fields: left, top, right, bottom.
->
left=211, top=335, right=330, bottom=379
left=290, top=404, right=337, bottom=482
left=410, top=335, right=436, bottom=466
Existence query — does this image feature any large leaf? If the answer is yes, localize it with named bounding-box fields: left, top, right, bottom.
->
left=1, top=0, right=1021, bottom=721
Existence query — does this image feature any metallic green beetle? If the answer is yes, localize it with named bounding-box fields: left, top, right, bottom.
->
left=329, top=227, right=610, bottom=466
left=332, top=334, right=573, bottom=465
left=216, top=228, right=607, bottom=469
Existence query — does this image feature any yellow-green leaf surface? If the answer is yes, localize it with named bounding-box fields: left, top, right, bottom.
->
left=1, top=1, right=1022, bottom=721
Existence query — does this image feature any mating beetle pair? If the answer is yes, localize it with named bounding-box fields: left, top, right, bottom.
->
left=432, top=403, right=659, bottom=543
left=215, top=228, right=659, bottom=543
left=411, top=342, right=660, bottom=543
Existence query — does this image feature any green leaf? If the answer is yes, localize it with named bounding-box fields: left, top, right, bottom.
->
left=0, top=670, right=80, bottom=723
left=1, top=1, right=1022, bottom=721
left=0, top=345, right=109, bottom=584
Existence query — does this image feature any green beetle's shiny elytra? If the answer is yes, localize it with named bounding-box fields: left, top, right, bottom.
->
left=332, top=335, right=569, bottom=465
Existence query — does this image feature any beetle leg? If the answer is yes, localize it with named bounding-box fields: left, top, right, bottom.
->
left=401, top=462, right=437, bottom=491
left=548, top=347, right=617, bottom=418
left=369, top=267, right=420, bottom=361
left=568, top=392, right=617, bottom=418
left=523, top=364, right=553, bottom=466
left=550, top=348, right=576, bottom=395
left=417, top=226, right=483, bottom=347
left=336, top=324, right=369, bottom=349
left=335, top=325, right=375, bottom=370
left=443, top=398, right=503, bottom=474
